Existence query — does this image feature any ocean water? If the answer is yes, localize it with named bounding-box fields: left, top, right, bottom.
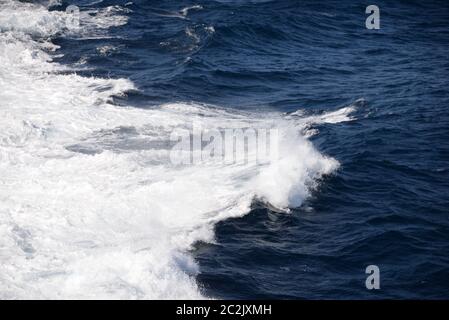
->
left=0, top=0, right=448, bottom=299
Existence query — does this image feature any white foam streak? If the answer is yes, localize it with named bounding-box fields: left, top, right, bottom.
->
left=0, top=1, right=67, bottom=37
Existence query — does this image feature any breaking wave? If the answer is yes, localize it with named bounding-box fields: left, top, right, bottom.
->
left=0, top=0, right=354, bottom=299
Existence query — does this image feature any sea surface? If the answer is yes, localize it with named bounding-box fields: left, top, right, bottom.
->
left=0, top=0, right=448, bottom=299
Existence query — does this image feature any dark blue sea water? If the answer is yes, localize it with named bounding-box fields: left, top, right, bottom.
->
left=2, top=0, right=448, bottom=299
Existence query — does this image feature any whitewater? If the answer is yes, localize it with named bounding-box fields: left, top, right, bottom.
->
left=0, top=0, right=355, bottom=299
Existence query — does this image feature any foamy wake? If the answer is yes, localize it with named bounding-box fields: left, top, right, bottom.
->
left=0, top=1, right=355, bottom=299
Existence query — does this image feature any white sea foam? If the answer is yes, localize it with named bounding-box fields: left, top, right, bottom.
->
left=0, top=1, right=355, bottom=299
left=180, top=5, right=203, bottom=17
